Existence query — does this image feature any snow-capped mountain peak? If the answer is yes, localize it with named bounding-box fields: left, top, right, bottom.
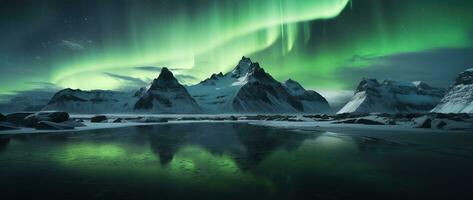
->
left=134, top=67, right=201, bottom=113
left=187, top=57, right=330, bottom=113
left=338, top=78, right=446, bottom=114
left=231, top=56, right=255, bottom=78
left=432, top=68, right=473, bottom=113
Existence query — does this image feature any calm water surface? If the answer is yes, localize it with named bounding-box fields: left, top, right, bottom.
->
left=1, top=123, right=472, bottom=200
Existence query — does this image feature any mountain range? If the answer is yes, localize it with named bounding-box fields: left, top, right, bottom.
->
left=1, top=57, right=472, bottom=114
left=41, top=57, right=330, bottom=114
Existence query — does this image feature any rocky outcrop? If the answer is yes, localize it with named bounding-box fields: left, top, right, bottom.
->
left=23, top=111, right=69, bottom=127
left=91, top=115, right=108, bottom=123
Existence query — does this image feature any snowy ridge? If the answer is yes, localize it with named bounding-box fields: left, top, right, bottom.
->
left=338, top=78, right=446, bottom=114
left=187, top=57, right=330, bottom=113
left=432, top=68, right=473, bottom=113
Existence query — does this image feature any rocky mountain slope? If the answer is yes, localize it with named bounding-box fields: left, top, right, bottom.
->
left=187, top=57, right=330, bottom=113
left=134, top=67, right=201, bottom=113
left=431, top=68, right=473, bottom=113
left=338, top=78, right=446, bottom=114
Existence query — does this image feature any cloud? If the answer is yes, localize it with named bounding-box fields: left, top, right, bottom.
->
left=102, top=72, right=148, bottom=89
left=134, top=66, right=186, bottom=72
left=61, top=40, right=85, bottom=51
left=28, top=81, right=62, bottom=91
left=175, top=74, right=199, bottom=81
left=337, top=46, right=473, bottom=88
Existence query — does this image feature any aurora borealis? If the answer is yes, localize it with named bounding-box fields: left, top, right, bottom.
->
left=1, top=0, right=473, bottom=100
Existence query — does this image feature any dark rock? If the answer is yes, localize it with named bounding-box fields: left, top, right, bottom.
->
left=134, top=67, right=201, bottom=113
left=91, top=115, right=107, bottom=123
left=436, top=121, right=447, bottom=129
left=35, top=121, right=75, bottom=130
left=23, top=111, right=70, bottom=127
left=143, top=117, right=168, bottom=123
left=47, top=112, right=69, bottom=123
left=418, top=118, right=432, bottom=128
left=5, top=112, right=34, bottom=125
left=0, top=113, right=6, bottom=122
left=335, top=118, right=385, bottom=125
left=113, top=118, right=123, bottom=123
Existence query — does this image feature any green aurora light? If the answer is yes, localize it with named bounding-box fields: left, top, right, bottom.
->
left=0, top=0, right=472, bottom=95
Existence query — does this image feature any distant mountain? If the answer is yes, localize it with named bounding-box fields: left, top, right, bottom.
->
left=432, top=68, right=473, bottom=113
left=187, top=57, right=330, bottom=113
left=42, top=88, right=136, bottom=114
left=0, top=94, right=52, bottom=113
left=283, top=79, right=330, bottom=112
left=338, top=79, right=446, bottom=114
left=134, top=67, right=201, bottom=113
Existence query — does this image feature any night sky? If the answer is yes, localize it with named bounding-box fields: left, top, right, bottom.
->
left=1, top=0, right=473, bottom=102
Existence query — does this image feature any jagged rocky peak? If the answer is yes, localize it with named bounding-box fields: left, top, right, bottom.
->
left=431, top=68, right=473, bottom=113
left=454, top=68, right=473, bottom=85
left=284, top=79, right=306, bottom=95
left=134, top=67, right=201, bottom=113
left=231, top=56, right=261, bottom=78
left=149, top=67, right=181, bottom=90
left=355, top=78, right=380, bottom=92
left=283, top=79, right=329, bottom=107
left=187, top=56, right=330, bottom=113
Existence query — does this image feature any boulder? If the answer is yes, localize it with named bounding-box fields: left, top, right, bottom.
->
left=35, top=121, right=75, bottom=130
left=112, top=118, right=123, bottom=123
left=91, top=115, right=107, bottom=123
left=5, top=112, right=34, bottom=125
left=23, top=111, right=70, bottom=127
left=0, top=113, right=6, bottom=122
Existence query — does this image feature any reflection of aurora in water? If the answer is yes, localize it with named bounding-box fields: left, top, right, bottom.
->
left=1, top=123, right=473, bottom=199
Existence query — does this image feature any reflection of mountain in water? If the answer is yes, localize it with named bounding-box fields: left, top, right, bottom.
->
left=234, top=126, right=313, bottom=170
left=351, top=136, right=410, bottom=152
left=145, top=123, right=314, bottom=169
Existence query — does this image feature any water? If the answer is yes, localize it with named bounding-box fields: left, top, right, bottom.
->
left=1, top=123, right=472, bottom=200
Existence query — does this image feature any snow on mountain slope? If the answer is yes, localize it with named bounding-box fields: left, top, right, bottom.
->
left=42, top=89, right=137, bottom=114
left=134, top=67, right=201, bottom=114
left=432, top=68, right=473, bottom=113
left=187, top=57, right=330, bottom=113
left=338, top=78, right=446, bottom=114
left=283, top=79, right=330, bottom=112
